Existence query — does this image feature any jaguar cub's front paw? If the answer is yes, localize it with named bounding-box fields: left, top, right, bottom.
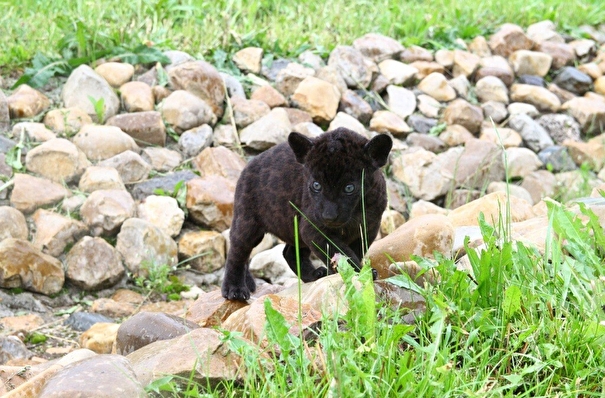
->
left=312, top=266, right=328, bottom=280
left=221, top=283, right=251, bottom=301
left=371, top=268, right=378, bottom=280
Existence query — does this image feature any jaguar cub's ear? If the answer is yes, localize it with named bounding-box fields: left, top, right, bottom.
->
left=364, top=134, right=393, bottom=169
left=288, top=132, right=314, bottom=164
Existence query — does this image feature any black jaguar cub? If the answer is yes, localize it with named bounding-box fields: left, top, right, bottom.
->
left=222, top=127, right=392, bottom=301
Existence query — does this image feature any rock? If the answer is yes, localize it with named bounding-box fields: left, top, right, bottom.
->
left=417, top=72, right=456, bottom=101
left=553, top=66, right=592, bottom=95
left=73, top=125, right=139, bottom=161
left=538, top=145, right=577, bottom=172
left=417, top=94, right=442, bottom=118
left=475, top=76, right=509, bottom=104
left=517, top=75, right=546, bottom=87
left=249, top=244, right=297, bottom=285
left=116, top=218, right=178, bottom=277
left=386, top=85, right=417, bottom=119
left=43, top=107, right=93, bottom=137
left=410, top=61, right=445, bottom=80
left=0, top=91, right=9, bottom=132
left=507, top=102, right=540, bottom=118
left=338, top=90, right=373, bottom=124
left=435, top=49, right=454, bottom=68
left=94, top=62, right=134, bottom=88
left=0, top=313, right=45, bottom=333
left=178, top=124, right=214, bottom=158
left=161, top=89, right=217, bottom=132
left=229, top=95, right=271, bottom=128
left=127, top=327, right=242, bottom=387
left=527, top=20, right=563, bottom=44
left=468, top=36, right=492, bottom=57
left=328, top=112, right=367, bottom=136
left=298, top=50, right=325, bottom=70
left=186, top=175, right=235, bottom=232
left=119, top=81, right=154, bottom=112
left=275, top=63, right=315, bottom=97
left=80, top=189, right=135, bottom=236
left=261, top=57, right=291, bottom=81
left=506, top=147, right=543, bottom=178
left=448, top=191, right=534, bottom=227
left=25, top=138, right=90, bottom=184
left=369, top=111, right=411, bottom=135
left=90, top=298, right=136, bottom=319
left=78, top=166, right=125, bottom=193
left=65, top=236, right=125, bottom=291
left=380, top=209, right=406, bottom=236
left=569, top=39, right=597, bottom=59
left=521, top=170, right=557, bottom=204
left=509, top=50, right=552, bottom=77
left=555, top=170, right=602, bottom=200
left=137, top=195, right=184, bottom=237
left=115, top=311, right=199, bottom=356
left=481, top=101, right=508, bottom=123
left=454, top=138, right=505, bottom=188
left=293, top=122, right=323, bottom=138
left=240, top=108, right=292, bottom=150
left=373, top=280, right=426, bottom=321
left=141, top=147, right=182, bottom=172
left=353, top=33, right=405, bottom=62
left=438, top=124, right=474, bottom=146
left=250, top=85, right=288, bottom=108
left=401, top=45, right=433, bottom=63
left=291, top=77, right=340, bottom=123
left=64, top=312, right=114, bottom=332
left=448, top=189, right=482, bottom=209
left=283, top=107, right=313, bottom=125
left=366, top=214, right=454, bottom=279
left=509, top=84, right=561, bottom=112
left=508, top=114, right=555, bottom=152
left=0, top=206, right=28, bottom=242
left=564, top=139, right=605, bottom=171
left=178, top=230, right=225, bottom=274
left=97, top=150, right=151, bottom=184
left=151, top=85, right=171, bottom=103
left=10, top=174, right=70, bottom=214
left=452, top=50, right=480, bottom=78
left=194, top=146, right=246, bottom=182
left=12, top=122, right=55, bottom=142
left=479, top=126, right=522, bottom=148
left=328, top=45, right=373, bottom=89
left=7, top=84, right=50, bottom=119
left=448, top=74, right=471, bottom=99
left=168, top=60, right=225, bottom=119
left=536, top=41, right=576, bottom=70
left=185, top=290, right=248, bottom=327
left=105, top=111, right=166, bottom=147
left=537, top=113, right=581, bottom=144
left=0, top=336, right=33, bottom=364
left=561, top=97, right=605, bottom=134
left=32, top=209, right=87, bottom=257
left=233, top=47, right=263, bottom=74
left=487, top=181, right=534, bottom=206
left=378, top=59, right=417, bottom=85
left=62, top=65, right=120, bottom=122
left=407, top=116, right=438, bottom=136
left=0, top=239, right=64, bottom=295
left=443, top=99, right=483, bottom=134
left=488, top=23, right=534, bottom=57
left=130, top=170, right=197, bottom=201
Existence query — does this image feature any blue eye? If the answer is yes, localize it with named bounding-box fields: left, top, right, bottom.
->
left=312, top=181, right=322, bottom=192
left=344, top=184, right=355, bottom=194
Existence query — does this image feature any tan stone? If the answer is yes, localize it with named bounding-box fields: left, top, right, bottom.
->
left=185, top=290, right=248, bottom=327
left=78, top=166, right=125, bottom=193
left=408, top=61, right=445, bottom=80
left=32, top=209, right=87, bottom=257
left=536, top=41, right=576, bottom=70
left=400, top=45, right=433, bottom=63
left=25, top=138, right=90, bottom=183
left=479, top=126, right=522, bottom=148
left=448, top=191, right=535, bottom=227
left=561, top=97, right=605, bottom=134
left=6, top=84, right=50, bottom=118
left=233, top=47, right=263, bottom=74
left=161, top=90, right=217, bottom=132
left=353, top=33, right=405, bottom=62
left=521, top=170, right=557, bottom=204
left=228, top=95, right=271, bottom=128
left=94, top=62, right=134, bottom=88
left=79, top=323, right=120, bottom=354
left=380, top=209, right=406, bottom=236
left=251, top=85, right=287, bottom=108
left=369, top=110, right=411, bottom=135
left=578, top=63, right=602, bottom=80
left=475, top=76, right=509, bottom=104
left=43, top=107, right=93, bottom=136
left=178, top=230, right=226, bottom=273
left=0, top=314, right=45, bottom=333
left=186, top=176, right=235, bottom=232
left=168, top=60, right=225, bottom=118
left=291, top=76, right=340, bottom=123
left=0, top=206, right=28, bottom=241
left=119, top=81, right=155, bottom=112
left=378, top=59, right=418, bottom=85
left=12, top=122, right=55, bottom=142
left=137, top=195, right=185, bottom=237
left=435, top=49, right=454, bottom=68
left=452, top=50, right=480, bottom=78
left=80, top=189, right=135, bottom=236
left=10, top=174, right=71, bottom=214
left=510, top=84, right=561, bottom=112
left=443, top=99, right=483, bottom=133
left=65, top=236, right=125, bottom=291
left=509, top=50, right=552, bottom=77
left=468, top=36, right=492, bottom=57
left=91, top=298, right=137, bottom=318
left=488, top=23, right=535, bottom=57
left=438, top=124, right=474, bottom=146
left=563, top=139, right=605, bottom=171
left=73, top=125, right=139, bottom=161
left=417, top=72, right=456, bottom=101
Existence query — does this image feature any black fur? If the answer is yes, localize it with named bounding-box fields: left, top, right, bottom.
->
left=221, top=127, right=392, bottom=301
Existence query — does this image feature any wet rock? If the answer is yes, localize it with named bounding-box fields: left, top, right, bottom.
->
left=250, top=85, right=288, bottom=108
left=32, top=209, right=87, bottom=257
left=488, top=23, right=534, bottom=57
left=417, top=72, right=456, bottom=101
left=328, top=45, right=373, bottom=89
left=0, top=239, right=64, bottom=295
left=80, top=189, right=135, bottom=236
left=97, top=150, right=151, bottom=184
left=240, top=107, right=292, bottom=150
left=178, top=124, right=214, bottom=158
left=0, top=206, right=28, bottom=242
left=116, top=218, right=178, bottom=277
left=95, top=62, right=134, bottom=88
left=506, top=147, right=543, bottom=178
left=12, top=122, right=55, bottom=142
left=233, top=47, right=263, bottom=74
left=443, top=98, right=483, bottom=134
left=367, top=214, right=454, bottom=279
left=338, top=90, right=373, bottom=124
left=65, top=236, right=125, bottom=291
left=561, top=97, right=605, bottom=134
left=141, top=147, right=182, bottom=172
left=73, top=125, right=139, bottom=161
left=10, top=174, right=71, bottom=214
left=291, top=76, right=340, bottom=123
left=475, top=76, right=509, bottom=104
left=186, top=175, right=235, bottom=232
left=161, top=89, right=217, bottom=132
left=62, top=65, right=120, bottom=122
left=178, top=230, right=226, bottom=274
left=448, top=191, right=534, bottom=227
left=508, top=114, right=555, bottom=152
left=509, top=84, right=561, bottom=112
left=43, top=107, right=93, bottom=137
left=553, top=66, right=592, bottom=95
left=386, top=85, right=417, bottom=119
left=538, top=145, right=578, bottom=172
left=78, top=166, right=125, bottom=193
left=7, top=84, right=50, bottom=119
left=130, top=170, right=197, bottom=201
left=64, top=312, right=115, bottom=332
left=168, top=60, right=225, bottom=119
left=369, top=111, right=411, bottom=135
left=137, top=195, right=185, bottom=237
left=25, top=138, right=90, bottom=184
left=106, top=111, right=166, bottom=147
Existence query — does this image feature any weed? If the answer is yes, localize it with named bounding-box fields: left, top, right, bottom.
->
left=87, top=96, right=105, bottom=124
left=134, top=261, right=189, bottom=301
left=154, top=179, right=188, bottom=217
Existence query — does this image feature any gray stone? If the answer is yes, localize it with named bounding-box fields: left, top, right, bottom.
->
left=0, top=336, right=33, bottom=364
left=80, top=189, right=135, bottom=236
left=261, top=58, right=291, bottom=81
left=178, top=124, right=214, bottom=158
left=353, top=33, right=405, bottom=62
left=328, top=45, right=373, bottom=89
left=517, top=75, right=546, bottom=87
left=65, top=236, right=125, bottom=291
left=538, top=146, right=578, bottom=172
left=0, top=90, right=9, bottom=133
left=508, top=114, right=554, bottom=152
left=553, top=66, right=593, bottom=95
left=481, top=101, right=508, bottom=123
left=406, top=133, right=446, bottom=153
left=537, top=114, right=582, bottom=144
left=0, top=206, right=28, bottom=242
left=221, top=72, right=246, bottom=98
left=130, top=170, right=198, bottom=201
left=386, top=85, right=416, bottom=119
left=339, top=90, right=373, bottom=124
left=407, top=115, right=438, bottom=134
left=62, top=65, right=120, bottom=122
left=97, top=150, right=151, bottom=184
left=64, top=311, right=115, bottom=332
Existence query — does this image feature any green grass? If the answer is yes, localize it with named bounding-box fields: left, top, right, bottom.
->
left=1, top=0, right=605, bottom=73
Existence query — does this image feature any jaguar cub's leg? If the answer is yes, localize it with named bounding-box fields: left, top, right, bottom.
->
left=222, top=220, right=263, bottom=301
left=282, top=245, right=327, bottom=282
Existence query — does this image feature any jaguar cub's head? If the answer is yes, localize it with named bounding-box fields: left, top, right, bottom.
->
left=288, top=128, right=392, bottom=228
